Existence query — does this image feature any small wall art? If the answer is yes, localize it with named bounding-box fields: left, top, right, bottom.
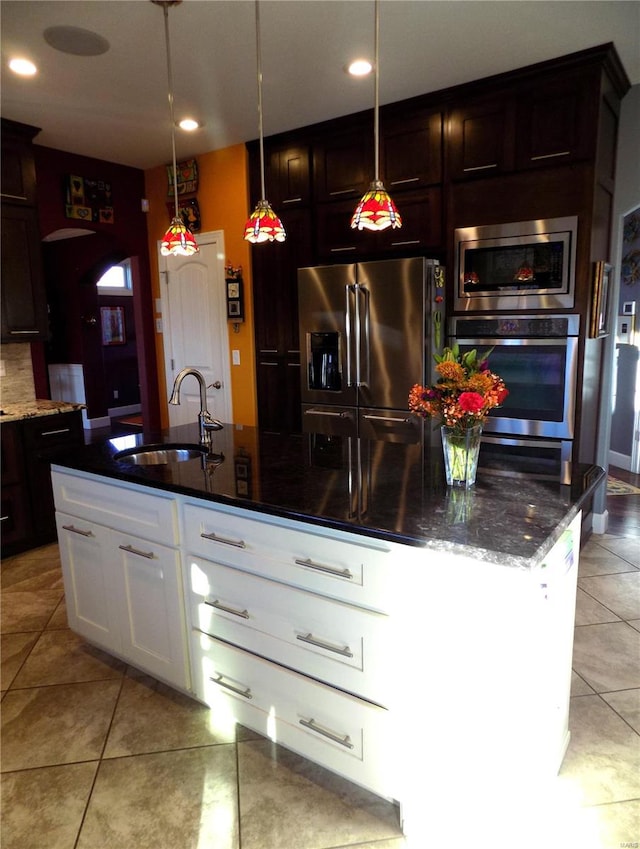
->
left=101, top=306, right=126, bottom=345
left=65, top=174, right=113, bottom=223
left=590, top=261, right=612, bottom=338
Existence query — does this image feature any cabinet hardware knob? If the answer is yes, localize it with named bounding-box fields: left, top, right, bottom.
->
left=211, top=674, right=253, bottom=699
left=299, top=717, right=354, bottom=749
left=118, top=543, right=154, bottom=559
left=62, top=524, right=94, bottom=537
left=294, top=557, right=353, bottom=580
left=200, top=531, right=246, bottom=549
left=206, top=599, right=250, bottom=619
left=296, top=632, right=353, bottom=658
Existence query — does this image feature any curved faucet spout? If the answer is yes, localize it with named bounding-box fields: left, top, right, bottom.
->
left=169, top=367, right=223, bottom=442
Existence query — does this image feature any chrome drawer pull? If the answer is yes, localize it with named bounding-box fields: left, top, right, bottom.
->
left=119, top=544, right=154, bottom=559
left=295, top=557, right=353, bottom=580
left=296, top=632, right=353, bottom=658
left=211, top=674, right=253, bottom=700
left=206, top=599, right=250, bottom=619
left=62, top=524, right=94, bottom=538
left=299, top=717, right=354, bottom=749
left=41, top=427, right=71, bottom=437
left=362, top=414, right=410, bottom=423
left=9, top=330, right=39, bottom=335
left=200, top=531, right=246, bottom=549
left=304, top=409, right=346, bottom=418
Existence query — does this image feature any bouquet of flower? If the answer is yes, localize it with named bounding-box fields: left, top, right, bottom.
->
left=408, top=344, right=508, bottom=434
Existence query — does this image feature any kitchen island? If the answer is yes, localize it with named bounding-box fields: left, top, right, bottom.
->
left=51, top=422, right=604, bottom=846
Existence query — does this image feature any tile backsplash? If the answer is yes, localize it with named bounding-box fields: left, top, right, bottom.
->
left=0, top=343, right=36, bottom=405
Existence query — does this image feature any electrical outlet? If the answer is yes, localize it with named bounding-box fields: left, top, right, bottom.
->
left=232, top=349, right=241, bottom=366
left=114, top=390, right=119, bottom=399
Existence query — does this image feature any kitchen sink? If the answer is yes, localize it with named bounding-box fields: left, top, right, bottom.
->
left=114, top=443, right=208, bottom=465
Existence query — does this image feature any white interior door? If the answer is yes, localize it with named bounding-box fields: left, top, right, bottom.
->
left=158, top=230, right=233, bottom=427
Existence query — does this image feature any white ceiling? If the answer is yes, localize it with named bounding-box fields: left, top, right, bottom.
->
left=1, top=0, right=639, bottom=171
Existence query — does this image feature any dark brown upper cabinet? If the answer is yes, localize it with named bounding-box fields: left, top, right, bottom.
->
left=380, top=110, right=443, bottom=190
left=376, top=187, right=443, bottom=254
left=313, top=128, right=372, bottom=202
left=1, top=119, right=40, bottom=205
left=448, top=93, right=516, bottom=181
left=1, top=204, right=48, bottom=341
left=265, top=144, right=312, bottom=209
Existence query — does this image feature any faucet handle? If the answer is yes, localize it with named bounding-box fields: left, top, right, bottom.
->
left=202, top=411, right=224, bottom=431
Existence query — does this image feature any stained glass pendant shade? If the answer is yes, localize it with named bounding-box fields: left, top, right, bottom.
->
left=350, top=0, right=401, bottom=232
left=155, top=0, right=199, bottom=257
left=244, top=0, right=286, bottom=244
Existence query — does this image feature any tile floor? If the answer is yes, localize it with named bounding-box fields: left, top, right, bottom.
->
left=1, top=531, right=639, bottom=849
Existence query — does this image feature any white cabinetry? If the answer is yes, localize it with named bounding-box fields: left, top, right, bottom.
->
left=53, top=470, right=189, bottom=691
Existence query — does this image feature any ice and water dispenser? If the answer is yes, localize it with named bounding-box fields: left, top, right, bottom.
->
left=307, top=332, right=341, bottom=391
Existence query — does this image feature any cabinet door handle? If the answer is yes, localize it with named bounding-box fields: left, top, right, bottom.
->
left=294, top=557, right=353, bottom=580
left=1, top=515, right=10, bottom=522
left=362, top=414, right=411, bottom=423
left=390, top=240, right=420, bottom=247
left=211, top=674, right=253, bottom=700
left=41, top=427, right=72, bottom=437
left=303, top=409, right=347, bottom=418
left=62, top=524, right=94, bottom=538
left=329, top=188, right=356, bottom=196
left=463, top=163, right=497, bottom=172
left=330, top=246, right=357, bottom=253
left=118, top=543, right=154, bottom=559
left=205, top=599, right=250, bottom=619
left=9, top=330, right=39, bottom=336
left=299, top=717, right=354, bottom=749
left=282, top=197, right=302, bottom=204
left=389, top=177, right=419, bottom=185
left=531, top=150, right=570, bottom=161
left=200, top=531, right=246, bottom=549
left=296, top=632, right=353, bottom=658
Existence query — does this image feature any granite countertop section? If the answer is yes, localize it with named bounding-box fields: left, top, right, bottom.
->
left=50, top=422, right=604, bottom=569
left=0, top=400, right=85, bottom=423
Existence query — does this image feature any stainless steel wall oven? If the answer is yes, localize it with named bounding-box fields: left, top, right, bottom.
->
left=450, top=314, right=580, bottom=482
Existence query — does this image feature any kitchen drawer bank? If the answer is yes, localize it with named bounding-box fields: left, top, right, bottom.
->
left=52, top=466, right=582, bottom=843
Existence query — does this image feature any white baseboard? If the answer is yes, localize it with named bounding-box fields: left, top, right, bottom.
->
left=84, top=415, right=111, bottom=430
left=592, top=510, right=609, bottom=535
left=609, top=450, right=632, bottom=472
left=107, top=403, right=142, bottom=418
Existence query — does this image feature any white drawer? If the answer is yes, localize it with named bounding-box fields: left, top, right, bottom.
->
left=182, top=501, right=393, bottom=612
left=52, top=470, right=178, bottom=546
left=191, top=632, right=393, bottom=798
left=187, top=556, right=391, bottom=706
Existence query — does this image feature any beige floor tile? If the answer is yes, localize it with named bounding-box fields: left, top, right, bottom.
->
left=601, top=688, right=640, bottom=734
left=1, top=679, right=121, bottom=771
left=629, top=619, right=640, bottom=633
left=596, top=536, right=640, bottom=569
left=46, top=597, right=69, bottom=629
left=0, top=632, right=38, bottom=690
left=571, top=670, right=596, bottom=696
left=1, top=761, right=97, bottom=849
left=588, top=798, right=640, bottom=849
left=578, top=571, right=640, bottom=620
left=1, top=544, right=63, bottom=592
left=11, top=628, right=125, bottom=688
left=237, top=738, right=402, bottom=849
left=579, top=540, right=637, bottom=577
left=558, top=695, right=640, bottom=805
left=1, top=589, right=63, bottom=633
left=77, top=746, right=238, bottom=849
left=574, top=587, right=621, bottom=626
left=572, top=623, right=640, bottom=692
left=103, top=670, right=236, bottom=758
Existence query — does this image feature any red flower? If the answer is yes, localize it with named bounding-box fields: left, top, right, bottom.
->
left=458, top=392, right=485, bottom=414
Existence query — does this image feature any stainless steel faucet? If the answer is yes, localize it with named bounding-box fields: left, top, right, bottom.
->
left=169, top=367, right=223, bottom=443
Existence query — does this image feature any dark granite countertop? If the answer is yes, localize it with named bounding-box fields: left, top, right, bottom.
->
left=50, top=422, right=604, bottom=569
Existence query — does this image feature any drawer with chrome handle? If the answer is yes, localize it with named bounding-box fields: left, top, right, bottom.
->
left=183, top=501, right=393, bottom=612
left=191, top=633, right=393, bottom=798
left=188, top=556, right=391, bottom=706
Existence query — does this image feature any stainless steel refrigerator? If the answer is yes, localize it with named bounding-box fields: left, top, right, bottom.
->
left=298, top=257, right=445, bottom=443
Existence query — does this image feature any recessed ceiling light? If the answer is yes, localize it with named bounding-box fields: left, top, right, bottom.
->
left=178, top=118, right=202, bottom=132
left=8, top=57, right=37, bottom=76
left=347, top=59, right=373, bottom=77
left=43, top=26, right=110, bottom=56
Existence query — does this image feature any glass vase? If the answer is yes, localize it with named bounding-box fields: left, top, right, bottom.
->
left=441, top=424, right=482, bottom=488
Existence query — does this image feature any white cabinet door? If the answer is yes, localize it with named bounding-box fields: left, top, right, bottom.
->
left=112, top=532, right=189, bottom=691
left=56, top=511, right=121, bottom=654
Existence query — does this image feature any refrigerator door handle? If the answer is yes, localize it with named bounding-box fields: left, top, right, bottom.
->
left=356, top=285, right=369, bottom=387
left=345, top=285, right=355, bottom=387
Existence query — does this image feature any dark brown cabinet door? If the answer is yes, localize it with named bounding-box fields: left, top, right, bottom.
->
left=0, top=422, right=31, bottom=551
left=448, top=94, right=516, bottom=180
left=316, top=199, right=376, bottom=261
left=381, top=110, right=443, bottom=190
left=376, top=188, right=443, bottom=254
left=516, top=72, right=597, bottom=169
left=266, top=145, right=311, bottom=208
left=1, top=204, right=48, bottom=341
left=314, top=129, right=372, bottom=202
left=0, top=120, right=39, bottom=205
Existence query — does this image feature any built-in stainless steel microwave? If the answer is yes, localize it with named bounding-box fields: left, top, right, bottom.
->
left=454, top=216, right=578, bottom=312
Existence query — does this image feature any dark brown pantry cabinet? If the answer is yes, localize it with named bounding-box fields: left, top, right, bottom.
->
left=1, top=119, right=48, bottom=342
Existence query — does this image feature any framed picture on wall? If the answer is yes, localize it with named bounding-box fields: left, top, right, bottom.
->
left=590, top=262, right=612, bottom=338
left=101, top=306, right=126, bottom=345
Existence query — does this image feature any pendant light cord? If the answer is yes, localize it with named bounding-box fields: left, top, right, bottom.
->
left=161, top=2, right=180, bottom=219
left=255, top=0, right=266, bottom=201
left=373, top=0, right=380, bottom=183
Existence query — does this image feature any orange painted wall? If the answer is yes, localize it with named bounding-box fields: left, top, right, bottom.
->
left=144, top=144, right=257, bottom=427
